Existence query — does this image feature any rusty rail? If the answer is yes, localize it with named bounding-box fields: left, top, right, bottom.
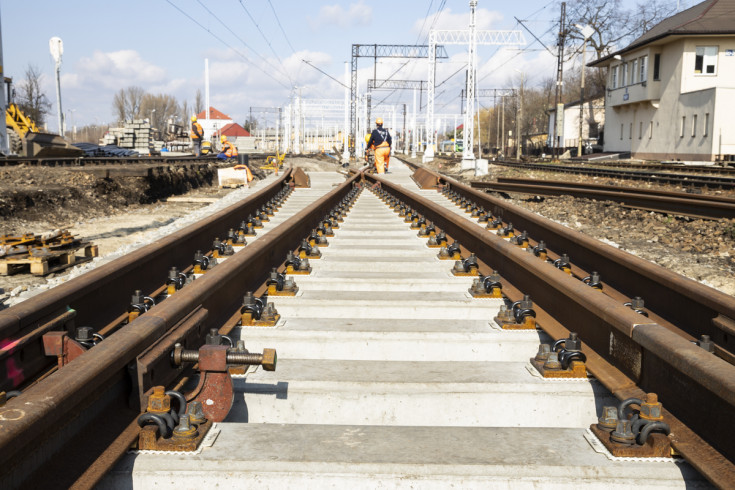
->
left=0, top=171, right=294, bottom=394
left=470, top=177, right=735, bottom=219
left=366, top=170, right=735, bottom=487
left=0, top=169, right=360, bottom=488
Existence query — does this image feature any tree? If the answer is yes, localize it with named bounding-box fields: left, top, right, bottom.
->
left=112, top=86, right=145, bottom=122
left=194, top=89, right=204, bottom=114
left=140, top=93, right=180, bottom=130
left=16, top=64, right=52, bottom=126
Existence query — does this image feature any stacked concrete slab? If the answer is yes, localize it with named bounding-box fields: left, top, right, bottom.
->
left=104, top=120, right=153, bottom=155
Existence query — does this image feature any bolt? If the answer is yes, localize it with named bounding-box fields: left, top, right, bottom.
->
left=565, top=332, right=582, bottom=351
left=131, top=289, right=144, bottom=305
left=597, top=406, right=618, bottom=431
left=697, top=335, right=715, bottom=353
left=543, top=351, right=561, bottom=370
left=534, top=343, right=551, bottom=361
left=639, top=392, right=664, bottom=421
left=611, top=419, right=636, bottom=445
left=147, top=386, right=171, bottom=413
left=75, top=326, right=94, bottom=343
left=172, top=414, right=198, bottom=441
left=205, top=328, right=222, bottom=345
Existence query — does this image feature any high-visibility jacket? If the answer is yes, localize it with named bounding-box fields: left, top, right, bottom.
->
left=366, top=127, right=391, bottom=149
left=190, top=121, right=203, bottom=140
left=223, top=141, right=238, bottom=158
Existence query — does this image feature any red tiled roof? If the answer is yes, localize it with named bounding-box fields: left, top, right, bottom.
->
left=196, top=107, right=232, bottom=120
left=213, top=123, right=251, bottom=138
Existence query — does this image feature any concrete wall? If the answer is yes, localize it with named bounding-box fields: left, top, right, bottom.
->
left=547, top=98, right=605, bottom=149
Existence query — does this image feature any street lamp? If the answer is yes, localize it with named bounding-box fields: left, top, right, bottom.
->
left=576, top=24, right=595, bottom=157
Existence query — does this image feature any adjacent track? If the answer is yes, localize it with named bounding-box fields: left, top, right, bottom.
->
left=492, top=160, right=735, bottom=189
left=0, top=159, right=733, bottom=488
left=470, top=177, right=735, bottom=219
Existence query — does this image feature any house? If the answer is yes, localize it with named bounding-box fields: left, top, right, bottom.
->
left=212, top=122, right=256, bottom=152
left=589, top=0, right=735, bottom=161
left=547, top=96, right=606, bottom=151
left=196, top=107, right=234, bottom=142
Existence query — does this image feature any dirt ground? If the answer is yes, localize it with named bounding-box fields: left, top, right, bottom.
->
left=409, top=155, right=735, bottom=296
left=0, top=155, right=346, bottom=305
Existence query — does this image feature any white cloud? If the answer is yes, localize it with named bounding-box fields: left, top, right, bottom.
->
left=308, top=2, right=372, bottom=29
left=413, top=7, right=504, bottom=34
left=73, top=50, right=167, bottom=90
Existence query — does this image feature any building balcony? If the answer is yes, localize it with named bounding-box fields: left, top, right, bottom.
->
left=607, top=80, right=661, bottom=108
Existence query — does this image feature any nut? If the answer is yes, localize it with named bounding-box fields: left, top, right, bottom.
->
left=147, top=386, right=171, bottom=413
left=639, top=393, right=664, bottom=421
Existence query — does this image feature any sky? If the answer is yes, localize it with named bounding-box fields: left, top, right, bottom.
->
left=0, top=0, right=688, bottom=133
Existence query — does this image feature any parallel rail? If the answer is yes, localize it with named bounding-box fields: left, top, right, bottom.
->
left=1, top=160, right=733, bottom=488
left=470, top=177, right=735, bottom=219
left=492, top=160, right=735, bottom=189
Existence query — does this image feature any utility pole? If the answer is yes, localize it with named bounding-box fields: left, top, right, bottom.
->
left=49, top=37, right=63, bottom=135
left=402, top=103, right=407, bottom=154
left=501, top=95, right=505, bottom=156
left=517, top=73, right=523, bottom=159
left=553, top=2, right=566, bottom=159
left=576, top=24, right=594, bottom=158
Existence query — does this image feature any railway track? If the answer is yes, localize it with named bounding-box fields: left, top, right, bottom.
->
left=493, top=160, right=735, bottom=190
left=470, top=177, right=735, bottom=219
left=569, top=159, right=735, bottom=176
left=0, top=159, right=733, bottom=488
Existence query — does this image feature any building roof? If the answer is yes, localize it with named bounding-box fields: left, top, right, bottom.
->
left=196, top=107, right=233, bottom=120
left=212, top=123, right=251, bottom=138
left=589, top=0, right=735, bottom=66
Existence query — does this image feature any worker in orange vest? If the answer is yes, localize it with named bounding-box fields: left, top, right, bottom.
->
left=190, top=115, right=204, bottom=157
left=217, top=135, right=238, bottom=161
left=365, top=117, right=391, bottom=173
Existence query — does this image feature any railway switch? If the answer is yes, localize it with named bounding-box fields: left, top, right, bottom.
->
left=438, top=240, right=462, bottom=260
left=299, top=239, right=322, bottom=259
left=624, top=296, right=649, bottom=316
left=240, top=291, right=280, bottom=326
left=590, top=393, right=672, bottom=457
left=285, top=251, right=312, bottom=274
left=510, top=231, right=529, bottom=249
left=494, top=295, right=537, bottom=330
left=452, top=253, right=479, bottom=276
left=138, top=386, right=214, bottom=451
left=583, top=272, right=603, bottom=290
left=171, top=342, right=277, bottom=422
left=468, top=271, right=503, bottom=298
left=267, top=268, right=299, bottom=296
left=695, top=335, right=715, bottom=353
left=128, top=289, right=155, bottom=322
left=531, top=240, right=548, bottom=261
left=309, top=229, right=328, bottom=247
left=530, top=333, right=587, bottom=378
left=553, top=254, right=572, bottom=274
left=166, top=267, right=187, bottom=295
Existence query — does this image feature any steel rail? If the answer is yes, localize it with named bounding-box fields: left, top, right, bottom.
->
left=0, top=170, right=360, bottom=489
left=567, top=160, right=735, bottom=175
left=366, top=172, right=735, bottom=487
left=0, top=152, right=313, bottom=167
left=491, top=160, right=735, bottom=189
left=0, top=170, right=293, bottom=394
left=470, top=178, right=735, bottom=219
left=405, top=165, right=735, bottom=359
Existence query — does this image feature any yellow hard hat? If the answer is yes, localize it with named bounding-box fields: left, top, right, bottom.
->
left=364, top=134, right=371, bottom=144
left=220, top=135, right=227, bottom=143
left=191, top=115, right=197, bottom=122
left=375, top=117, right=383, bottom=125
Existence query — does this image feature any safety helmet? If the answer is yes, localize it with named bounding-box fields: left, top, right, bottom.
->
left=375, top=117, right=383, bottom=125
left=220, top=135, right=227, bottom=143
left=364, top=134, right=371, bottom=144
left=191, top=115, right=197, bottom=122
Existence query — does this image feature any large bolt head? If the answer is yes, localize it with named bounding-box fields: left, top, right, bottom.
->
left=147, top=386, right=171, bottom=413
left=262, top=349, right=277, bottom=371
left=640, top=393, right=664, bottom=421
left=597, top=406, right=618, bottom=431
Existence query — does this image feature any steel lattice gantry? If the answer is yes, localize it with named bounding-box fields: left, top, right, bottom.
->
left=425, top=1, right=525, bottom=170
left=350, top=44, right=447, bottom=158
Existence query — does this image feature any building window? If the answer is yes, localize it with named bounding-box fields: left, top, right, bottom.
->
left=612, top=66, right=618, bottom=88
left=632, top=60, right=638, bottom=84
left=692, top=114, right=697, bottom=137
left=680, top=116, right=686, bottom=138
left=629, top=123, right=633, bottom=139
left=695, top=46, right=718, bottom=74
left=640, top=56, right=647, bottom=82
left=639, top=121, right=643, bottom=139
left=622, top=63, right=628, bottom=86
left=704, top=113, right=710, bottom=137
left=653, top=54, right=661, bottom=80
left=620, top=123, right=624, bottom=140
left=649, top=121, right=653, bottom=139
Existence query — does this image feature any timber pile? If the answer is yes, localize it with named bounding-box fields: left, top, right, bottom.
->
left=0, top=230, right=98, bottom=276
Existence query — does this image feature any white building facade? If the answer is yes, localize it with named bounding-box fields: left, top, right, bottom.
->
left=590, top=0, right=735, bottom=161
